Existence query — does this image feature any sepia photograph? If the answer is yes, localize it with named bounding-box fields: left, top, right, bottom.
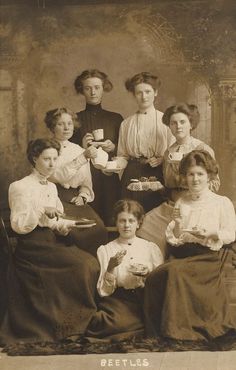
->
left=0, top=0, right=236, bottom=369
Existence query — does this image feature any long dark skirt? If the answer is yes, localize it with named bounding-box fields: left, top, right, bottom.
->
left=144, top=243, right=235, bottom=340
left=57, top=185, right=108, bottom=257
left=0, top=228, right=99, bottom=345
left=86, top=288, right=144, bottom=340
left=90, top=165, right=121, bottom=226
left=121, top=160, right=166, bottom=212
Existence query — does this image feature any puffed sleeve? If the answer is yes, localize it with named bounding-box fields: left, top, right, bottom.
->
left=96, top=244, right=117, bottom=297
left=9, top=181, right=65, bottom=235
left=148, top=241, right=164, bottom=268
left=218, top=196, right=236, bottom=245
left=117, top=120, right=129, bottom=162
left=9, top=182, right=45, bottom=234
left=51, top=153, right=88, bottom=185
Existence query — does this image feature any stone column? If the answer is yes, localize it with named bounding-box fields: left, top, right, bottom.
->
left=211, top=78, right=236, bottom=208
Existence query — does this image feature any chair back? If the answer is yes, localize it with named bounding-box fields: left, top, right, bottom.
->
left=0, top=215, right=14, bottom=256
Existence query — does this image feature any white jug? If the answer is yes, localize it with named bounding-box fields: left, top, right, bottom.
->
left=92, top=147, right=109, bottom=169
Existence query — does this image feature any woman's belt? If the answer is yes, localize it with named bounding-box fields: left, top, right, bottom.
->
left=129, top=157, right=148, bottom=164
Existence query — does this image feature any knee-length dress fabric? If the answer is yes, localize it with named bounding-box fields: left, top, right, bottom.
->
left=72, top=103, right=123, bottom=225
left=49, top=140, right=108, bottom=256
left=144, top=190, right=236, bottom=340
left=87, top=237, right=163, bottom=339
left=0, top=173, right=100, bottom=344
left=117, top=107, right=174, bottom=212
left=138, top=137, right=219, bottom=253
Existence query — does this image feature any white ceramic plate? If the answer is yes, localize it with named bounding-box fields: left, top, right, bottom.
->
left=103, top=167, right=123, bottom=173
left=72, top=223, right=96, bottom=229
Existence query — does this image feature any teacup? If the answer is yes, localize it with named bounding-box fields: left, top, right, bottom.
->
left=168, top=152, right=184, bottom=161
left=92, top=129, right=104, bottom=141
left=92, top=147, right=108, bottom=169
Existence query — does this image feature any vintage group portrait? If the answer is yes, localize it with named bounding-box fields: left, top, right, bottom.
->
left=0, top=0, right=236, bottom=368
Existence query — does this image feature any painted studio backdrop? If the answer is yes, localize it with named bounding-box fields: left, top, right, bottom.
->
left=0, top=0, right=236, bottom=211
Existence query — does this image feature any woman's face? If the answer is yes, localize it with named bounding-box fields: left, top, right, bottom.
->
left=169, top=112, right=192, bottom=142
left=116, top=211, right=139, bottom=240
left=34, top=148, right=58, bottom=177
left=186, top=165, right=209, bottom=193
left=53, top=113, right=74, bottom=141
left=134, top=83, right=157, bottom=111
left=82, top=77, right=104, bottom=105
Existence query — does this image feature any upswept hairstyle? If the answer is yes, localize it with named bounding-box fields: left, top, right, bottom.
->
left=162, top=103, right=200, bottom=130
left=125, top=72, right=161, bottom=94
left=179, top=150, right=219, bottom=179
left=44, top=107, right=79, bottom=132
left=113, top=199, right=144, bottom=226
left=74, top=69, right=113, bottom=94
left=27, top=138, right=61, bottom=166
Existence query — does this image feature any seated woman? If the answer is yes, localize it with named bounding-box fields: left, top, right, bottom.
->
left=45, top=107, right=108, bottom=256
left=144, top=150, right=236, bottom=340
left=0, top=139, right=100, bottom=345
left=137, top=103, right=219, bottom=258
left=86, top=200, right=163, bottom=340
left=117, top=72, right=174, bottom=212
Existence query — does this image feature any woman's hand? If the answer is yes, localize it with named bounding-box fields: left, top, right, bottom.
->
left=172, top=206, right=183, bottom=238
left=82, top=133, right=94, bottom=148
left=101, top=139, right=115, bottom=153
left=56, top=221, right=76, bottom=236
left=84, top=146, right=97, bottom=159
left=107, top=250, right=127, bottom=273
left=70, top=195, right=86, bottom=206
left=44, top=207, right=63, bottom=220
left=147, top=156, right=163, bottom=168
left=188, top=226, right=219, bottom=241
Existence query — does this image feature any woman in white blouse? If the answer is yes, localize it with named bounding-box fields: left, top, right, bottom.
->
left=117, top=72, right=174, bottom=212
left=138, top=103, right=220, bottom=258
left=0, top=139, right=100, bottom=344
left=44, top=108, right=108, bottom=256
left=144, top=150, right=236, bottom=341
left=86, top=199, right=163, bottom=339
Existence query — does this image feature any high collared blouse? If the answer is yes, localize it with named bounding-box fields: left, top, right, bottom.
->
left=163, top=136, right=220, bottom=192
left=73, top=103, right=123, bottom=157
left=9, top=170, right=72, bottom=235
left=49, top=140, right=94, bottom=202
left=166, top=189, right=236, bottom=251
left=117, top=107, right=174, bottom=163
left=97, top=236, right=164, bottom=297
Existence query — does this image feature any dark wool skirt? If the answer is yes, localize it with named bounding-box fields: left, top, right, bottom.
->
left=90, top=165, right=121, bottom=226
left=144, top=243, right=235, bottom=341
left=86, top=287, right=144, bottom=340
left=57, top=185, right=108, bottom=257
left=0, top=228, right=99, bottom=345
left=121, top=160, right=166, bottom=213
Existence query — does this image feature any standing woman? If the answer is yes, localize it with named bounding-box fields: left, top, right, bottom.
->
left=45, top=108, right=108, bottom=256
left=117, top=72, right=174, bottom=212
left=0, top=139, right=100, bottom=344
left=72, top=69, right=123, bottom=225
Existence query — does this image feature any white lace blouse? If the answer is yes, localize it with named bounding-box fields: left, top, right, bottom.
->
left=97, top=236, right=164, bottom=297
left=49, top=141, right=94, bottom=202
left=9, top=170, right=72, bottom=235
left=166, top=189, right=236, bottom=251
left=117, top=107, right=174, bottom=166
